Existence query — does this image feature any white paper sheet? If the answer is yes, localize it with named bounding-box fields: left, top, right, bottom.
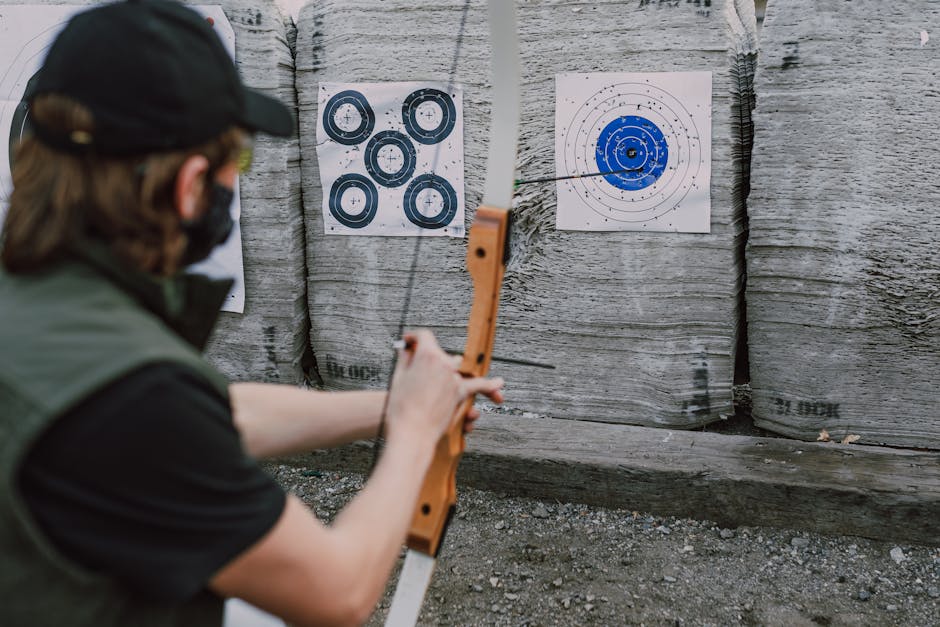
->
left=0, top=5, right=246, bottom=313
left=317, top=81, right=465, bottom=237
left=554, top=72, right=712, bottom=233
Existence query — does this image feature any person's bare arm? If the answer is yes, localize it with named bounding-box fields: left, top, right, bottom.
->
left=209, top=430, right=432, bottom=627
left=230, top=360, right=496, bottom=460
left=211, top=331, right=504, bottom=625
left=229, top=385, right=386, bottom=458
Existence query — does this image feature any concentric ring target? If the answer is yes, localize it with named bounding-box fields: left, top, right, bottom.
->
left=364, top=130, right=417, bottom=188
left=7, top=73, right=38, bottom=172
left=561, top=81, right=705, bottom=224
left=595, top=115, right=668, bottom=191
left=403, top=173, right=458, bottom=229
left=329, top=174, right=379, bottom=229
left=322, top=90, right=375, bottom=146
left=402, top=88, right=456, bottom=145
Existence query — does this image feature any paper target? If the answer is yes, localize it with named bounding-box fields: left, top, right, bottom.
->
left=0, top=5, right=247, bottom=313
left=595, top=115, right=668, bottom=191
left=317, top=81, right=464, bottom=237
left=402, top=88, right=456, bottom=145
left=364, top=130, right=417, bottom=188
left=322, top=90, right=375, bottom=145
left=555, top=72, right=712, bottom=233
left=403, top=174, right=458, bottom=229
left=8, top=72, right=38, bottom=173
left=329, top=174, right=379, bottom=228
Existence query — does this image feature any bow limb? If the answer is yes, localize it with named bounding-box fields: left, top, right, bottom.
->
left=404, top=0, right=521, bottom=558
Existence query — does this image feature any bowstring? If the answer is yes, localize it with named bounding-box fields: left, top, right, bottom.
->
left=371, top=0, right=474, bottom=472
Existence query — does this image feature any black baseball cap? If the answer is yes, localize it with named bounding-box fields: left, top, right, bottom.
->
left=29, top=0, right=294, bottom=155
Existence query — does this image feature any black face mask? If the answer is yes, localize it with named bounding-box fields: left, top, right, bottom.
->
left=181, top=182, right=235, bottom=266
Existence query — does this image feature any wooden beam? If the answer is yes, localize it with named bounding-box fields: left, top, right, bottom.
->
left=290, top=414, right=940, bottom=545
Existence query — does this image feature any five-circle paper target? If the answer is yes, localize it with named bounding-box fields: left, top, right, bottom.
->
left=316, top=81, right=464, bottom=237
left=554, top=72, right=712, bottom=233
left=0, top=5, right=247, bottom=312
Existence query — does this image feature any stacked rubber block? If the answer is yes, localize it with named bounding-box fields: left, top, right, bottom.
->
left=295, top=0, right=759, bottom=428
left=746, top=0, right=940, bottom=447
left=196, top=0, right=308, bottom=385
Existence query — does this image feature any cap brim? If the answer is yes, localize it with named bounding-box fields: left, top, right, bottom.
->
left=242, top=88, right=294, bottom=138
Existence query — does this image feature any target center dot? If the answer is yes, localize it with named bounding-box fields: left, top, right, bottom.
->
left=335, top=104, right=363, bottom=132
left=377, top=145, right=405, bottom=172
left=415, top=102, right=443, bottom=131
left=415, top=189, right=444, bottom=216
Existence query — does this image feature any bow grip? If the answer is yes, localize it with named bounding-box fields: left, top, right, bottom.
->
left=405, top=206, right=509, bottom=556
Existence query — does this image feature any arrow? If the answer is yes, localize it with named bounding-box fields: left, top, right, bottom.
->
left=393, top=339, right=554, bottom=370
left=514, top=166, right=645, bottom=187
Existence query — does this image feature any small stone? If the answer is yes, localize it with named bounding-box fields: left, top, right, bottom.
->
left=857, top=590, right=871, bottom=602
left=663, top=576, right=677, bottom=583
left=495, top=520, right=506, bottom=530
left=886, top=604, right=898, bottom=612
left=656, top=525, right=672, bottom=535
left=489, top=577, right=499, bottom=588
left=586, top=594, right=595, bottom=603
left=791, top=537, right=810, bottom=550
left=562, top=597, right=571, bottom=609
left=490, top=604, right=500, bottom=613
left=584, top=603, right=595, bottom=611
left=552, top=578, right=563, bottom=588
left=927, top=586, right=940, bottom=599
left=471, top=584, right=483, bottom=593
left=681, top=545, right=694, bottom=553
left=532, top=506, right=550, bottom=519
left=890, top=547, right=905, bottom=564
left=719, top=529, right=736, bottom=540
left=504, top=593, right=519, bottom=601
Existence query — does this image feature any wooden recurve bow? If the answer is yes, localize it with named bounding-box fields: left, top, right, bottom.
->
left=384, top=1, right=520, bottom=625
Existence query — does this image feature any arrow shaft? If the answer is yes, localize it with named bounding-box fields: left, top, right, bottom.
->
left=515, top=166, right=644, bottom=186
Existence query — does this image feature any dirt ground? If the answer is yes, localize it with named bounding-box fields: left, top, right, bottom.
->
left=265, top=462, right=940, bottom=627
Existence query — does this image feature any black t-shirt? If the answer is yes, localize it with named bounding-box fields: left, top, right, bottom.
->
left=17, top=364, right=286, bottom=602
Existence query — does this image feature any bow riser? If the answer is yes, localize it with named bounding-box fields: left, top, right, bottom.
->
left=406, top=205, right=509, bottom=556
left=460, top=206, right=510, bottom=378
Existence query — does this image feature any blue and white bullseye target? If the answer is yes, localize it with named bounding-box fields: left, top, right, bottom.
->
left=555, top=72, right=712, bottom=233
left=595, top=115, right=668, bottom=191
left=317, top=82, right=465, bottom=237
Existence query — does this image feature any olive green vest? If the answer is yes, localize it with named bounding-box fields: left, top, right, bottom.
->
left=0, top=244, right=232, bottom=626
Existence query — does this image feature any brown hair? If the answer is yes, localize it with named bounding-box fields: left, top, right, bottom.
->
left=1, top=95, right=243, bottom=276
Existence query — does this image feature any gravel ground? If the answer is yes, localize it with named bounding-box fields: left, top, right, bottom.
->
left=266, top=464, right=940, bottom=627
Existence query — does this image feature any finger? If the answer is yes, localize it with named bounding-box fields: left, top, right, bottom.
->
left=393, top=333, right=422, bottom=368
left=463, top=409, right=479, bottom=432
left=461, top=377, right=504, bottom=403
left=403, top=328, right=440, bottom=353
